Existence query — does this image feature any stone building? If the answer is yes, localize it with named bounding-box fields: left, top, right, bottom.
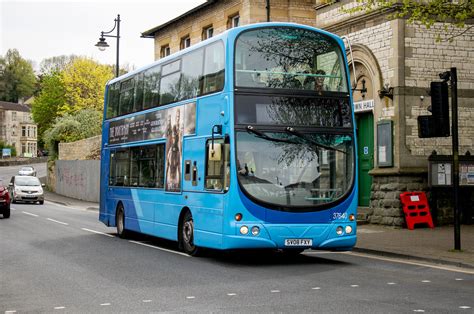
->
left=141, top=0, right=474, bottom=225
left=0, top=101, right=38, bottom=157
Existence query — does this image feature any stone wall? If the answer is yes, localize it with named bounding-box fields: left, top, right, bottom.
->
left=54, top=160, right=100, bottom=202
left=154, top=0, right=244, bottom=59
left=404, top=23, right=474, bottom=156
left=58, top=135, right=101, bottom=160
left=369, top=172, right=428, bottom=226
left=153, top=0, right=318, bottom=60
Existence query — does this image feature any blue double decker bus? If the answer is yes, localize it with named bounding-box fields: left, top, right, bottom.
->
left=99, top=22, right=357, bottom=255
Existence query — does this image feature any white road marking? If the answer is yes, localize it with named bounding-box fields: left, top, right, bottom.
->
left=142, top=300, right=152, bottom=303
left=357, top=228, right=385, bottom=234
left=271, top=290, right=280, bottom=293
left=459, top=306, right=471, bottom=309
left=455, top=278, right=464, bottom=281
left=304, top=251, right=346, bottom=255
left=100, top=303, right=111, bottom=306
left=128, top=240, right=190, bottom=257
left=227, top=293, right=237, bottom=296
left=54, top=307, right=65, bottom=310
left=387, top=282, right=397, bottom=285
left=47, top=218, right=69, bottom=225
left=5, top=311, right=17, bottom=313
left=312, top=287, right=321, bottom=290
left=413, top=310, right=425, bottom=313
left=81, top=228, right=115, bottom=238
left=11, top=207, right=16, bottom=211
left=22, top=211, right=38, bottom=217
left=421, top=280, right=431, bottom=283
left=186, top=296, right=195, bottom=299
left=350, top=285, right=359, bottom=287
left=347, top=251, right=474, bottom=275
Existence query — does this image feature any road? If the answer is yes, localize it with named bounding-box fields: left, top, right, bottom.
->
left=0, top=162, right=47, bottom=186
left=1, top=200, right=472, bottom=313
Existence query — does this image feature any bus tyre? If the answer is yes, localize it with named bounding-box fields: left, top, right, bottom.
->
left=116, top=204, right=129, bottom=239
left=181, top=211, right=199, bottom=256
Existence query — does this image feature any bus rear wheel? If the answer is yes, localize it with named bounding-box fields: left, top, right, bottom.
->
left=116, top=203, right=129, bottom=239
left=180, top=211, right=199, bottom=256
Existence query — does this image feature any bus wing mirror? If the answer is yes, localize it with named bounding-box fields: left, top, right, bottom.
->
left=208, top=143, right=222, bottom=161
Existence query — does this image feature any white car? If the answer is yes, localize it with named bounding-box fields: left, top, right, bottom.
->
left=19, top=166, right=37, bottom=176
left=9, top=176, right=44, bottom=205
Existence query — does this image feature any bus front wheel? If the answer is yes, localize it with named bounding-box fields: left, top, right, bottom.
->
left=116, top=203, right=129, bottom=239
left=180, top=211, right=200, bottom=256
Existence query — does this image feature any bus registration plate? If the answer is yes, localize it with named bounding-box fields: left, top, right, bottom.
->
left=284, top=239, right=312, bottom=247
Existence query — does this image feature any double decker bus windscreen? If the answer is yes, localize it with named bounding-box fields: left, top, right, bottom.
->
left=235, top=27, right=348, bottom=93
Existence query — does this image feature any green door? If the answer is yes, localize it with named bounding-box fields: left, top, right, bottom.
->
left=356, top=113, right=374, bottom=207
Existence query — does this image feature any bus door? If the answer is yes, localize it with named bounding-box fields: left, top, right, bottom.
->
left=182, top=136, right=230, bottom=238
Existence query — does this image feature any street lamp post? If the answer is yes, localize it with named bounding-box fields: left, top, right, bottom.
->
left=95, top=14, right=121, bottom=77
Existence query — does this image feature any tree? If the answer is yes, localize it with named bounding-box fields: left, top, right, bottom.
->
left=39, top=55, right=78, bottom=75
left=346, top=0, right=474, bottom=41
left=31, top=71, right=66, bottom=140
left=43, top=109, right=103, bottom=157
left=60, top=58, right=114, bottom=114
left=32, top=57, right=113, bottom=147
left=0, top=49, right=37, bottom=102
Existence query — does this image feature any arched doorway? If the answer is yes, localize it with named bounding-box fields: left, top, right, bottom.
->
left=352, top=64, right=374, bottom=207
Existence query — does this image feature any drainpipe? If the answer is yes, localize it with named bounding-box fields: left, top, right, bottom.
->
left=266, top=0, right=270, bottom=22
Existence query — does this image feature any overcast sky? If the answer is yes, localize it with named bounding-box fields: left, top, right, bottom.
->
left=0, top=0, right=205, bottom=72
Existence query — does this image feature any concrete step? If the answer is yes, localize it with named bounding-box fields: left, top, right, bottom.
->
left=357, top=207, right=372, bottom=224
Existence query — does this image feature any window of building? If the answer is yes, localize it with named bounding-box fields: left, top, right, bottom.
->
left=12, top=112, right=17, bottom=121
left=180, top=36, right=191, bottom=50
left=228, top=14, right=240, bottom=29
left=202, top=26, right=214, bottom=40
left=160, top=45, right=171, bottom=58
left=22, top=126, right=27, bottom=137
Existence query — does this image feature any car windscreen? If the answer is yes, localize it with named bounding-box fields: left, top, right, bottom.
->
left=15, top=177, right=41, bottom=186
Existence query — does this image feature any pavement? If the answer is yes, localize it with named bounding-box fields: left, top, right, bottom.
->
left=43, top=190, right=474, bottom=269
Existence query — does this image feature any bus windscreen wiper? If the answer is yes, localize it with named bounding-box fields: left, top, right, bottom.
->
left=285, top=127, right=347, bottom=154
left=246, top=125, right=296, bottom=144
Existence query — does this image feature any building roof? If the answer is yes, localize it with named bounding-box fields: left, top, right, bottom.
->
left=0, top=101, right=31, bottom=113
left=141, top=0, right=218, bottom=37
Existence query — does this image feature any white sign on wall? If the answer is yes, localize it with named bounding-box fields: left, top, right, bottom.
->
left=354, top=99, right=374, bottom=113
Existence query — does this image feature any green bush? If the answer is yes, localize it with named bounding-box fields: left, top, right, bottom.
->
left=43, top=109, right=102, bottom=157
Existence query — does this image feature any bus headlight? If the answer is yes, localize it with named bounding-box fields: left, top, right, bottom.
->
left=349, top=214, right=355, bottom=221
left=251, top=226, right=260, bottom=236
left=240, top=226, right=249, bottom=235
left=345, top=225, right=353, bottom=234
left=336, top=226, right=344, bottom=235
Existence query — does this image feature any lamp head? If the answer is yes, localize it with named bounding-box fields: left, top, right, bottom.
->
left=95, top=37, right=109, bottom=51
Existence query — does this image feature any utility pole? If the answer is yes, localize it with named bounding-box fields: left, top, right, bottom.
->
left=449, top=68, right=461, bottom=250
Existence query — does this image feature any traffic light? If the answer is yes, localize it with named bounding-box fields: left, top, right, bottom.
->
left=417, top=81, right=450, bottom=138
